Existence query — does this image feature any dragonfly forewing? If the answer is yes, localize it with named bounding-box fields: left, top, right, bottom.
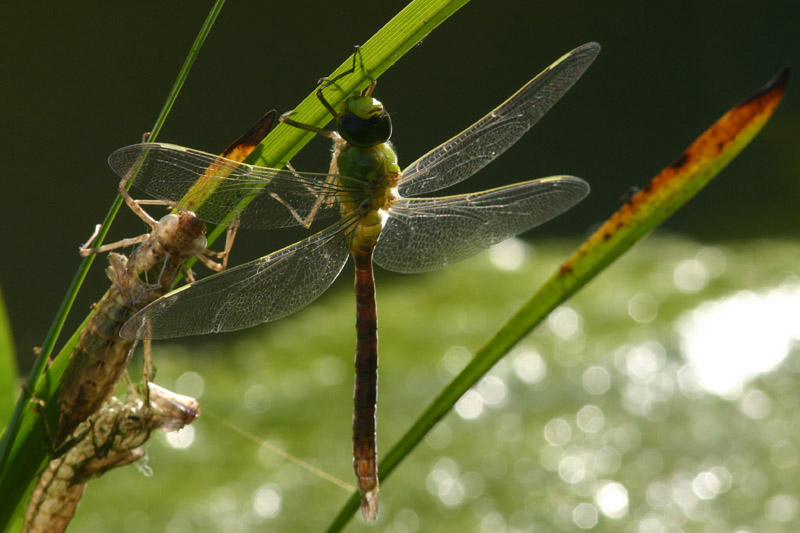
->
left=108, top=143, right=353, bottom=230
left=397, top=42, right=600, bottom=197
left=373, top=176, right=589, bottom=273
left=121, top=220, right=353, bottom=339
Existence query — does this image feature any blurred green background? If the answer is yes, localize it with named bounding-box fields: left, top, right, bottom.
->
left=68, top=239, right=800, bottom=531
left=1, top=1, right=799, bottom=530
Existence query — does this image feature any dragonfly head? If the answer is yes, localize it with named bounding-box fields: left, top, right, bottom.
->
left=337, top=95, right=392, bottom=148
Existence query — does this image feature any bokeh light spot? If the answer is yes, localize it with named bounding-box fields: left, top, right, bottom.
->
left=544, top=418, right=572, bottom=446
left=582, top=366, right=610, bottom=395
left=692, top=471, right=721, bottom=500
left=572, top=502, right=598, bottom=529
left=594, top=481, right=629, bottom=518
left=766, top=494, right=799, bottom=523
left=548, top=306, right=582, bottom=340
left=252, top=484, right=281, bottom=518
left=673, top=259, right=708, bottom=293
left=739, top=389, right=772, bottom=419
left=511, top=348, right=547, bottom=384
left=175, top=371, right=205, bottom=398
left=243, top=384, right=271, bottom=414
left=576, top=405, right=604, bottom=434
left=455, top=389, right=483, bottom=420
left=489, top=238, right=527, bottom=271
left=628, top=293, right=658, bottom=323
left=312, top=355, right=346, bottom=386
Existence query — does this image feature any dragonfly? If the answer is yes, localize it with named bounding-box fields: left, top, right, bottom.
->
left=55, top=110, right=277, bottom=445
left=25, top=382, right=199, bottom=533
left=108, top=42, right=600, bottom=520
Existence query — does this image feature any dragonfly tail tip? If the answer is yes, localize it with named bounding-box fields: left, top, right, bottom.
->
left=360, top=489, right=379, bottom=522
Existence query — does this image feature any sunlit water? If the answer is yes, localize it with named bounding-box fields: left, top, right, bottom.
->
left=677, top=282, right=800, bottom=398
left=68, top=237, right=800, bottom=532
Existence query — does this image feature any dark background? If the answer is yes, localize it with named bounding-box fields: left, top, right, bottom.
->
left=1, top=1, right=798, bottom=362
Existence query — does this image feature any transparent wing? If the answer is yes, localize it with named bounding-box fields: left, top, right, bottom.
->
left=120, top=221, right=352, bottom=339
left=373, top=176, right=589, bottom=273
left=398, top=43, right=600, bottom=197
left=108, top=143, right=359, bottom=230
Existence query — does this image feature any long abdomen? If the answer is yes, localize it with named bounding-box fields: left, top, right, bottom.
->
left=56, top=285, right=138, bottom=444
left=352, top=248, right=379, bottom=521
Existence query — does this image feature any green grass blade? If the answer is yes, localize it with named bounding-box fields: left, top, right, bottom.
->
left=246, top=0, right=473, bottom=169
left=0, top=311, right=95, bottom=527
left=200, top=0, right=473, bottom=245
left=0, top=1, right=227, bottom=526
left=147, top=0, right=227, bottom=142
left=0, top=257, right=98, bottom=496
left=0, top=284, right=18, bottom=428
left=326, top=68, right=790, bottom=529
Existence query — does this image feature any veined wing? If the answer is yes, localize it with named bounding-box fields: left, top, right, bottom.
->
left=120, top=220, right=352, bottom=339
left=373, top=176, right=589, bottom=273
left=108, top=143, right=361, bottom=229
left=398, top=43, right=600, bottom=197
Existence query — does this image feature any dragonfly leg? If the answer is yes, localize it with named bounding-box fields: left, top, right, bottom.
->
left=314, top=51, right=356, bottom=118
left=134, top=199, right=175, bottom=207
left=122, top=368, right=143, bottom=406
left=194, top=217, right=239, bottom=272
left=194, top=255, right=222, bottom=273
left=118, top=179, right=159, bottom=228
left=315, top=45, right=372, bottom=114
left=182, top=265, right=198, bottom=283
left=85, top=159, right=177, bottom=264
left=117, top=155, right=179, bottom=229
left=220, top=219, right=240, bottom=270
left=269, top=190, right=319, bottom=229
left=79, top=231, right=149, bottom=257
left=80, top=224, right=102, bottom=250
left=287, top=161, right=326, bottom=228
left=141, top=340, right=154, bottom=405
left=200, top=217, right=241, bottom=271
left=278, top=114, right=337, bottom=139
left=315, top=85, right=340, bottom=119
left=362, top=80, right=377, bottom=97
left=257, top=162, right=328, bottom=229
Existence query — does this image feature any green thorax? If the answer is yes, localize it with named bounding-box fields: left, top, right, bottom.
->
left=336, top=142, right=401, bottom=253
left=334, top=94, right=401, bottom=253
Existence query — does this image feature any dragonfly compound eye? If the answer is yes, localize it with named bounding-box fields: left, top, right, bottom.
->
left=338, top=96, right=392, bottom=148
